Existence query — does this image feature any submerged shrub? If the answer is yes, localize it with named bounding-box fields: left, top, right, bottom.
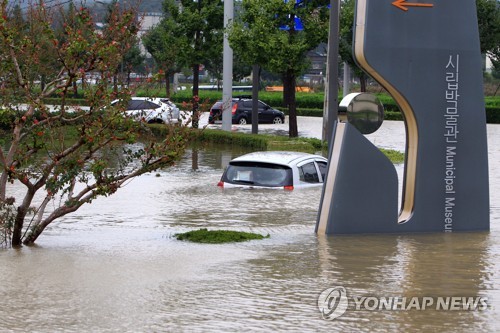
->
left=175, top=228, right=270, bottom=243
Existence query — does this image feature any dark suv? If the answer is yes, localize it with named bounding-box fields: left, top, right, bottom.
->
left=208, top=97, right=285, bottom=125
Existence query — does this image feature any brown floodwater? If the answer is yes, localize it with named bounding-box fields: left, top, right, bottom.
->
left=0, top=120, right=499, bottom=332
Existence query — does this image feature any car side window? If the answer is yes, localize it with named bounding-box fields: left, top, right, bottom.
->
left=242, top=101, right=252, bottom=108
left=316, top=161, right=327, bottom=181
left=298, top=162, right=320, bottom=183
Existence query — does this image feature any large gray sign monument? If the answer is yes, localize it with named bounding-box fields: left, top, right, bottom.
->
left=316, top=0, right=489, bottom=234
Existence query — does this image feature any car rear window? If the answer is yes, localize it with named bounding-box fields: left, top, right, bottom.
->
left=222, top=162, right=293, bottom=187
left=211, top=102, right=223, bottom=110
left=128, top=100, right=159, bottom=110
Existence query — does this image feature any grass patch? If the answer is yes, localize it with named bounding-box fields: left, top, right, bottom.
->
left=267, top=140, right=317, bottom=153
left=194, top=129, right=325, bottom=153
left=175, top=228, right=270, bottom=244
left=380, top=148, right=405, bottom=164
left=194, top=128, right=403, bottom=162
left=197, top=129, right=268, bottom=149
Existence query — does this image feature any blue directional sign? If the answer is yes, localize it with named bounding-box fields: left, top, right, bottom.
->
left=279, top=0, right=330, bottom=31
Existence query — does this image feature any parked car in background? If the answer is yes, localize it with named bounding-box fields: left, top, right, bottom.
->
left=111, top=97, right=180, bottom=124
left=208, top=97, right=285, bottom=125
left=218, top=151, right=328, bottom=190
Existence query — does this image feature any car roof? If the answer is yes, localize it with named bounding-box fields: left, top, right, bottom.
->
left=129, top=97, right=164, bottom=102
left=111, top=97, right=172, bottom=104
left=230, top=151, right=327, bottom=166
left=213, top=97, right=261, bottom=103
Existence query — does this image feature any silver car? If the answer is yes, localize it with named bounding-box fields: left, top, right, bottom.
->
left=218, top=151, right=328, bottom=190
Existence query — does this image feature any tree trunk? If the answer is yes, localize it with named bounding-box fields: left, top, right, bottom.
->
left=72, top=80, right=78, bottom=98
left=11, top=212, right=25, bottom=247
left=12, top=206, right=27, bottom=246
left=41, top=74, right=46, bottom=91
left=22, top=224, right=45, bottom=245
left=360, top=74, right=367, bottom=92
left=192, top=63, right=200, bottom=128
left=11, top=194, right=33, bottom=246
left=113, top=74, right=118, bottom=94
left=283, top=76, right=290, bottom=108
left=284, top=70, right=298, bottom=138
left=165, top=72, right=171, bottom=98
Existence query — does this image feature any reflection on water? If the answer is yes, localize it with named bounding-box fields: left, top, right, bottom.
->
left=0, top=122, right=499, bottom=332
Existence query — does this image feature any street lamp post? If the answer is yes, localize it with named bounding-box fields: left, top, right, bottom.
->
left=221, top=0, right=234, bottom=131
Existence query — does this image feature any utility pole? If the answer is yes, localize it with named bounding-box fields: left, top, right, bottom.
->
left=222, top=0, right=234, bottom=131
left=322, top=0, right=340, bottom=143
left=343, top=62, right=350, bottom=97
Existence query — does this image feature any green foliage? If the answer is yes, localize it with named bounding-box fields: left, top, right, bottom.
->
left=486, top=107, right=500, bottom=123
left=228, top=0, right=330, bottom=137
left=379, top=148, right=405, bottom=164
left=142, top=18, right=182, bottom=77
left=196, top=129, right=269, bottom=149
left=122, top=41, right=145, bottom=79
left=150, top=0, right=224, bottom=122
left=0, top=197, right=16, bottom=248
left=0, top=109, right=15, bottom=130
left=176, top=228, right=270, bottom=243
left=0, top=1, right=194, bottom=247
left=190, top=128, right=405, bottom=162
left=136, top=87, right=500, bottom=124
left=476, top=0, right=500, bottom=55
left=160, top=0, right=224, bottom=71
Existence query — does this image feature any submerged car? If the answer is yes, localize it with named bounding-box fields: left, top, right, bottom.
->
left=111, top=97, right=180, bottom=124
left=218, top=151, right=328, bottom=190
left=208, top=97, right=285, bottom=125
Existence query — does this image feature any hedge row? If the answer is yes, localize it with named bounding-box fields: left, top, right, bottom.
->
left=146, top=126, right=326, bottom=153
left=165, top=89, right=500, bottom=109
left=18, top=90, right=500, bottom=125
left=277, top=106, right=499, bottom=123
left=38, top=85, right=500, bottom=109
left=148, top=126, right=405, bottom=163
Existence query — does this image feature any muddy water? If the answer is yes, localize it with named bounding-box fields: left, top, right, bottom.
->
left=1, top=120, right=499, bottom=332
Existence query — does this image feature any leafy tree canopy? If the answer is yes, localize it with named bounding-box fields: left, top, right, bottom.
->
left=0, top=0, right=193, bottom=247
left=228, top=0, right=330, bottom=137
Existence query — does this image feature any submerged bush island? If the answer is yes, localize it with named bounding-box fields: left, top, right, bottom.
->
left=176, top=228, right=270, bottom=243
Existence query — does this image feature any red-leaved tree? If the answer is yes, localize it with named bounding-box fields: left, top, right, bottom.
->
left=0, top=1, right=192, bottom=247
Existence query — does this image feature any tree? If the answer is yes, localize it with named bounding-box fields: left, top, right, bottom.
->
left=476, top=0, right=500, bottom=56
left=0, top=1, right=192, bottom=247
left=161, top=0, right=224, bottom=128
left=122, top=40, right=145, bottom=86
left=338, top=0, right=368, bottom=91
left=477, top=0, right=500, bottom=95
left=233, top=59, right=252, bottom=83
left=203, top=29, right=223, bottom=88
left=142, top=18, right=182, bottom=98
left=229, top=0, right=329, bottom=137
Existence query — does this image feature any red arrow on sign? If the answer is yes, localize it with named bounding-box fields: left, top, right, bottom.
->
left=392, top=0, right=434, bottom=11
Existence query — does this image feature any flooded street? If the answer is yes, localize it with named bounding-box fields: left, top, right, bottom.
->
left=1, top=119, right=499, bottom=332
